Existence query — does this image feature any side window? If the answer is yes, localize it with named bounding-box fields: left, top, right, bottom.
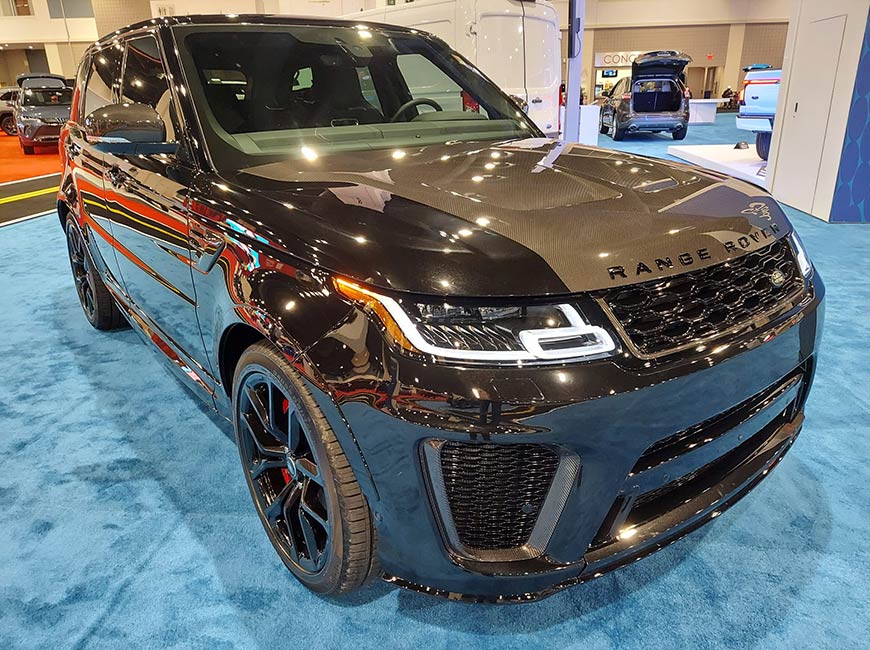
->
left=83, top=43, right=123, bottom=119
left=397, top=53, right=463, bottom=113
left=121, top=35, right=177, bottom=141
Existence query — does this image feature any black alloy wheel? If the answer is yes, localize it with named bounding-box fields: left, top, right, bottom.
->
left=65, top=219, right=126, bottom=330
left=233, top=342, right=377, bottom=594
left=0, top=114, right=15, bottom=136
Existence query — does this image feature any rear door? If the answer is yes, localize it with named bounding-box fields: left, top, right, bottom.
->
left=474, top=0, right=526, bottom=103
left=631, top=51, right=692, bottom=81
left=520, top=0, right=560, bottom=133
left=739, top=69, right=781, bottom=118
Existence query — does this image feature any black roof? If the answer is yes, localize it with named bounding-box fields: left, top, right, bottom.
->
left=94, top=13, right=414, bottom=47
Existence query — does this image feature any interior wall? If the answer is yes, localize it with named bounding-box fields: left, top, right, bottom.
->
left=739, top=22, right=789, bottom=82
left=580, top=0, right=792, bottom=28
left=149, top=0, right=371, bottom=17
left=0, top=49, right=30, bottom=86
left=91, top=0, right=150, bottom=35
left=589, top=24, right=731, bottom=64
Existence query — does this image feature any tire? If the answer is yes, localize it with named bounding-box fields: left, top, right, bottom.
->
left=233, top=341, right=377, bottom=595
left=0, top=115, right=15, bottom=136
left=672, top=128, right=687, bottom=141
left=612, top=123, right=626, bottom=141
left=755, top=132, right=771, bottom=161
left=65, top=218, right=127, bottom=330
left=599, top=112, right=608, bottom=134
left=22, top=144, right=34, bottom=155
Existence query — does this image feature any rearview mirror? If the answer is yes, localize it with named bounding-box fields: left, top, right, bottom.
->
left=84, top=103, right=176, bottom=153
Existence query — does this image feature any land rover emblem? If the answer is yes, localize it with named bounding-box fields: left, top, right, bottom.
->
left=770, top=269, right=786, bottom=288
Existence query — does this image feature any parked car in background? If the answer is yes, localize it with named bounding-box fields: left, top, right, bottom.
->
left=736, top=64, right=781, bottom=160
left=59, top=15, right=823, bottom=602
left=14, top=73, right=72, bottom=154
left=596, top=50, right=692, bottom=141
left=1, top=86, right=19, bottom=135
left=345, top=0, right=562, bottom=135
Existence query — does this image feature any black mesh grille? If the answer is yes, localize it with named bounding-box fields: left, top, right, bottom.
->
left=439, top=442, right=559, bottom=550
left=600, top=239, right=803, bottom=356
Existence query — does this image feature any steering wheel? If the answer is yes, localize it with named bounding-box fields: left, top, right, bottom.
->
left=390, top=98, right=443, bottom=123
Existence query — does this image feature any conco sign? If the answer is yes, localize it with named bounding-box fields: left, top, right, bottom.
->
left=595, top=51, right=644, bottom=67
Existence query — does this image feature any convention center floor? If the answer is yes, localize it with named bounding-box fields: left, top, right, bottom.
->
left=0, top=114, right=867, bottom=650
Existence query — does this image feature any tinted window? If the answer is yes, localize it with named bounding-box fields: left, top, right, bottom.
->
left=179, top=25, right=538, bottom=169
left=122, top=35, right=176, bottom=141
left=22, top=88, right=72, bottom=106
left=84, top=43, right=123, bottom=117
left=397, top=53, right=464, bottom=113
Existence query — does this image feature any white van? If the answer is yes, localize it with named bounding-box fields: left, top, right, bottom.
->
left=344, top=0, right=562, bottom=135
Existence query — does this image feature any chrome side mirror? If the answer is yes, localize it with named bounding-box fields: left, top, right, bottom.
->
left=84, top=103, right=166, bottom=144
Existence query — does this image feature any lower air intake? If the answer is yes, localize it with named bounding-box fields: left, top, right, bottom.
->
left=422, top=440, right=581, bottom=563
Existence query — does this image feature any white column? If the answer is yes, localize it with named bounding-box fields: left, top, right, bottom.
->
left=722, top=22, right=746, bottom=95
left=563, top=0, right=585, bottom=142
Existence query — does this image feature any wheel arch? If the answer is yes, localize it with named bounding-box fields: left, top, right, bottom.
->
left=57, top=199, right=71, bottom=228
left=219, top=320, right=381, bottom=507
left=218, top=322, right=267, bottom=398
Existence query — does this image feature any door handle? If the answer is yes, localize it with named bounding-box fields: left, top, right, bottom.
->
left=105, top=165, right=128, bottom=188
left=189, top=223, right=225, bottom=273
left=531, top=97, right=543, bottom=104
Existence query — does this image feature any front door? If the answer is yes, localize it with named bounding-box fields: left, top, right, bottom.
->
left=66, top=42, right=126, bottom=290
left=102, top=33, right=214, bottom=396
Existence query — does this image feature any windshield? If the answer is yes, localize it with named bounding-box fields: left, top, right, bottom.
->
left=176, top=24, right=541, bottom=171
left=22, top=88, right=72, bottom=107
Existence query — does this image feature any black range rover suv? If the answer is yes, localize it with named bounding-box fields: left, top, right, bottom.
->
left=58, top=15, right=824, bottom=602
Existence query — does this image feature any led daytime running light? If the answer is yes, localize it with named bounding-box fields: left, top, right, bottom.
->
left=335, top=277, right=616, bottom=362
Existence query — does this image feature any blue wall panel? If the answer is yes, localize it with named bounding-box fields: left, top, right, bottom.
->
left=831, top=10, right=870, bottom=223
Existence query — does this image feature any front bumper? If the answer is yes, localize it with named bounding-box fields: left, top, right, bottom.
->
left=304, top=275, right=824, bottom=601
left=18, top=122, right=62, bottom=145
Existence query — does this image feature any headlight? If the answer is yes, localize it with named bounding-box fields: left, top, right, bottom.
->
left=789, top=232, right=812, bottom=277
left=335, top=278, right=617, bottom=363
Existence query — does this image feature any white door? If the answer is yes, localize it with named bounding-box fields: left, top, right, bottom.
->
left=773, top=14, right=847, bottom=213
left=521, top=2, right=560, bottom=134
left=474, top=0, right=527, bottom=103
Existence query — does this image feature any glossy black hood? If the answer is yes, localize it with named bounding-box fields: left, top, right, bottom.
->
left=216, top=139, right=791, bottom=297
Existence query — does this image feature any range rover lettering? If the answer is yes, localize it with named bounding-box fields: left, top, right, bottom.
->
left=58, top=16, right=824, bottom=602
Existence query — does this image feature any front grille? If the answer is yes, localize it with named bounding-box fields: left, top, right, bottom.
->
left=439, top=442, right=559, bottom=551
left=600, top=239, right=803, bottom=356
left=33, top=124, right=61, bottom=140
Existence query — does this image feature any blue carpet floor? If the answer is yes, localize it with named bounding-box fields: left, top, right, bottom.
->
left=1, top=118, right=868, bottom=649
left=600, top=111, right=748, bottom=160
